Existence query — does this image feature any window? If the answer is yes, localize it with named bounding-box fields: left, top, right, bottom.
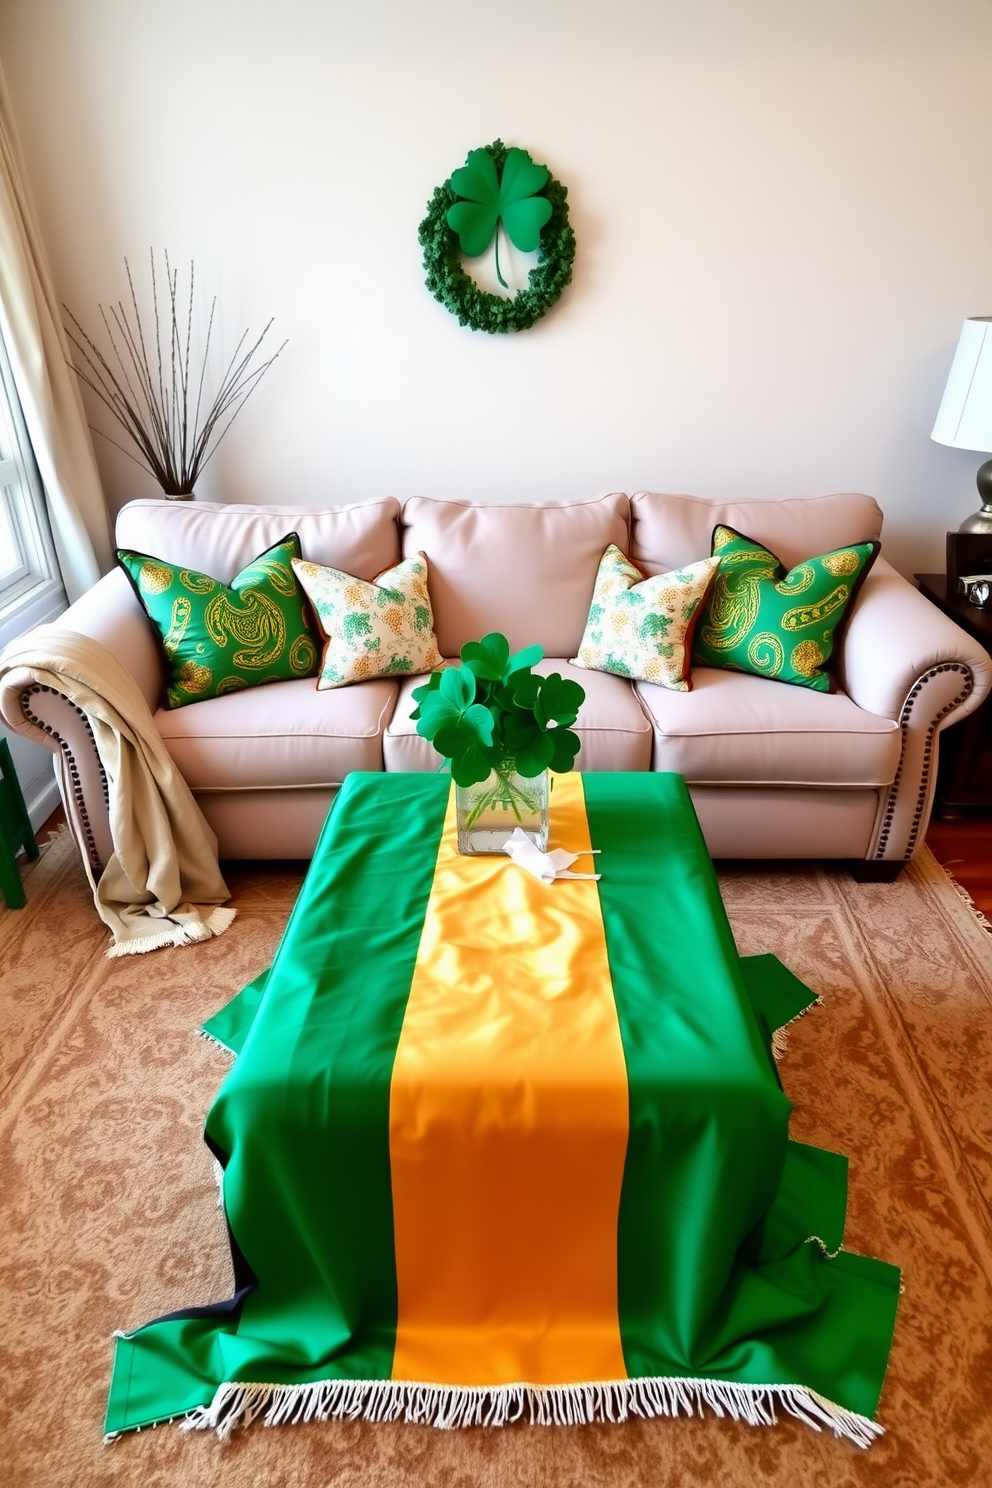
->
left=0, top=327, right=66, bottom=648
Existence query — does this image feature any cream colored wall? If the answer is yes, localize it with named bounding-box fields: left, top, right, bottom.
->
left=1, top=0, right=990, bottom=576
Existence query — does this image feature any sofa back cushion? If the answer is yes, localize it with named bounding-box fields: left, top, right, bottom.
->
left=400, top=493, right=630, bottom=656
left=630, top=492, right=883, bottom=575
left=115, top=498, right=402, bottom=583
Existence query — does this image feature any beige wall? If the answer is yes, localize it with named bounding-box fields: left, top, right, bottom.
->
left=1, top=0, right=990, bottom=576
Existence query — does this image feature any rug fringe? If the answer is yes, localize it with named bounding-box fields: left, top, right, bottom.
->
left=931, top=858, right=992, bottom=938
left=179, top=1375, right=884, bottom=1449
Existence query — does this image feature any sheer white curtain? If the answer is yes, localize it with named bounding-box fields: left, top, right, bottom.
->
left=0, top=53, right=111, bottom=603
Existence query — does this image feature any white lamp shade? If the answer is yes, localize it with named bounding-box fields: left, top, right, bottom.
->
left=932, top=317, right=992, bottom=452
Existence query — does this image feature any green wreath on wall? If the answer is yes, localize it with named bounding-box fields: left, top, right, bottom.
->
left=418, top=139, right=576, bottom=334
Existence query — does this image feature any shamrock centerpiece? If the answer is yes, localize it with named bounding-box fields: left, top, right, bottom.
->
left=446, top=147, right=553, bottom=289
left=411, top=632, right=585, bottom=854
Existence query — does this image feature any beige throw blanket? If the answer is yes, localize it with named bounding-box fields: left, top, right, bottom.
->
left=0, top=625, right=234, bottom=955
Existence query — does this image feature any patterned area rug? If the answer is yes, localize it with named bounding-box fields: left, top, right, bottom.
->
left=1, top=830, right=990, bottom=1488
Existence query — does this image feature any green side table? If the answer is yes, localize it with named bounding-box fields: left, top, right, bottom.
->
left=0, top=736, right=39, bottom=909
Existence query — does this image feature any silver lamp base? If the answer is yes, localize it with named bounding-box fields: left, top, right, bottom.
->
left=959, top=503, right=992, bottom=535
left=960, top=457, right=992, bottom=533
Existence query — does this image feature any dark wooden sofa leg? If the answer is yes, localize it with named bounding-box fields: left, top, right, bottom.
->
left=848, top=860, right=904, bottom=883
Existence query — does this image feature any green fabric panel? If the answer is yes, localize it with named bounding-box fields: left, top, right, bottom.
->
left=692, top=526, right=880, bottom=692
left=117, top=534, right=320, bottom=708
left=739, top=952, right=818, bottom=1066
left=105, top=773, right=450, bottom=1436
left=749, top=1140, right=848, bottom=1265
left=202, top=970, right=270, bottom=1056
left=584, top=772, right=899, bottom=1419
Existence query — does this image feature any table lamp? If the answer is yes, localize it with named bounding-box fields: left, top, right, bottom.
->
left=932, top=316, right=992, bottom=534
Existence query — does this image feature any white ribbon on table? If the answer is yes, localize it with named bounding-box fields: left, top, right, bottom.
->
left=502, top=827, right=601, bottom=883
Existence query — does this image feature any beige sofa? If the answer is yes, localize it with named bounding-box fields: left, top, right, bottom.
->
left=2, top=490, right=989, bottom=879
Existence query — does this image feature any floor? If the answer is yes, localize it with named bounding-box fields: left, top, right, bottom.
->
left=924, top=812, right=992, bottom=917
left=24, top=802, right=992, bottom=915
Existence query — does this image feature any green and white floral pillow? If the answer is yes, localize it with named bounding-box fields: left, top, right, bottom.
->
left=292, top=551, right=443, bottom=689
left=571, top=544, right=720, bottom=691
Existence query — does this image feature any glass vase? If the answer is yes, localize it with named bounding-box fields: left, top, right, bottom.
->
left=454, top=765, right=550, bottom=855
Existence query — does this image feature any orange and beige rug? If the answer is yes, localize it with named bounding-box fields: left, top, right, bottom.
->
left=1, top=829, right=990, bottom=1488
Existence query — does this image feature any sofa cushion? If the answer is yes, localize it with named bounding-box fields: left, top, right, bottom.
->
left=155, top=677, right=397, bottom=789
left=293, top=552, right=442, bottom=688
left=384, top=659, right=652, bottom=772
left=400, top=493, right=630, bottom=656
left=118, top=534, right=321, bottom=708
left=635, top=667, right=901, bottom=786
left=630, top=491, right=883, bottom=575
left=116, top=498, right=402, bottom=584
left=572, top=545, right=719, bottom=691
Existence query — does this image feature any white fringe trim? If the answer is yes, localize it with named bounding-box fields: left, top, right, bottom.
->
left=106, top=905, right=236, bottom=959
left=206, top=906, right=238, bottom=936
left=804, top=1233, right=843, bottom=1260
left=770, top=995, right=822, bottom=1060
left=177, top=1374, right=884, bottom=1448
left=195, top=1027, right=236, bottom=1057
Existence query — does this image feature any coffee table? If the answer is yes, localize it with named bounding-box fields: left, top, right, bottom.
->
left=105, top=771, right=899, bottom=1446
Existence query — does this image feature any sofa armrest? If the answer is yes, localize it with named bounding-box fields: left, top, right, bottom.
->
left=838, top=557, right=992, bottom=722
left=836, top=557, right=992, bottom=861
left=0, top=570, right=162, bottom=872
left=50, top=568, right=165, bottom=713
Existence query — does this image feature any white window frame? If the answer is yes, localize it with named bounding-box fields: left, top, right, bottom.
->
left=0, top=329, right=66, bottom=649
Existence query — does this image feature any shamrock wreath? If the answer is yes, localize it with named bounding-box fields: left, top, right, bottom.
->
left=419, top=140, right=576, bottom=334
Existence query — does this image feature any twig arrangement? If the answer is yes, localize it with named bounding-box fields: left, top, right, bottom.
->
left=64, top=250, right=286, bottom=498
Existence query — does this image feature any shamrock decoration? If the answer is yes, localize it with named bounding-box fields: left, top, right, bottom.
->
left=411, top=632, right=585, bottom=787
left=446, top=147, right=554, bottom=289
left=420, top=140, right=576, bottom=334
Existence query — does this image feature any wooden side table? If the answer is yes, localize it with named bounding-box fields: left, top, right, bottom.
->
left=915, top=574, right=992, bottom=816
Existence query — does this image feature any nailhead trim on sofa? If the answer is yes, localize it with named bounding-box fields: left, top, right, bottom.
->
left=873, top=662, right=973, bottom=860
left=21, top=684, right=106, bottom=873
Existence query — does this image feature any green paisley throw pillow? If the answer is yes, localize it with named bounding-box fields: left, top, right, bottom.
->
left=118, top=534, right=320, bottom=709
left=571, top=545, right=720, bottom=691
left=291, top=551, right=442, bottom=689
left=693, top=525, right=879, bottom=692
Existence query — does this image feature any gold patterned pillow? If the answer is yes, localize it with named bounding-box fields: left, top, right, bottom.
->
left=571, top=545, right=720, bottom=691
left=117, top=534, right=320, bottom=709
left=292, top=552, right=443, bottom=689
left=693, top=526, right=880, bottom=692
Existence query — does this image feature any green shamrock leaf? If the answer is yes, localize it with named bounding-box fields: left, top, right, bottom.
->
left=447, top=147, right=553, bottom=288
left=504, top=671, right=541, bottom=711
left=416, top=666, right=492, bottom=742
left=547, top=727, right=581, bottom=773
left=507, top=642, right=543, bottom=674
left=534, top=673, right=584, bottom=729
left=409, top=668, right=443, bottom=721
left=460, top=631, right=511, bottom=681
left=449, top=742, right=495, bottom=788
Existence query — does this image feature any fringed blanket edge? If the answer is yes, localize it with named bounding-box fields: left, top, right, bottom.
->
left=105, top=1374, right=885, bottom=1448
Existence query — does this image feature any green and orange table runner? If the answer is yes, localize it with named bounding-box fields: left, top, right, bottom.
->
left=105, top=772, right=899, bottom=1445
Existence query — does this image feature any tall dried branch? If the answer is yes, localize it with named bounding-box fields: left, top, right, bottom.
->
left=64, top=251, right=286, bottom=497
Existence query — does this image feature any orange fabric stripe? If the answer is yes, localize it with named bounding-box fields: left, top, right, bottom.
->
left=388, top=773, right=630, bottom=1386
